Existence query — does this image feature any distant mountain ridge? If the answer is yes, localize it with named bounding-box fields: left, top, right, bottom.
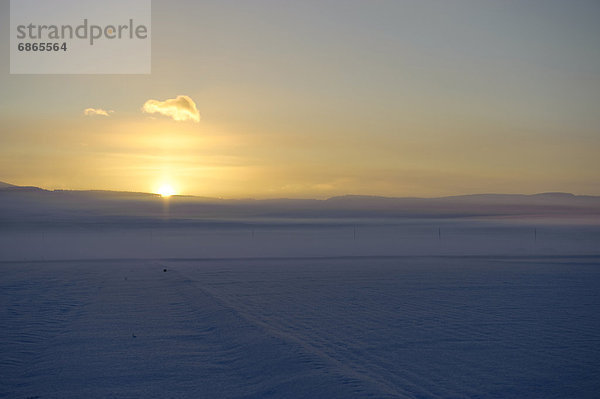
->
left=1, top=181, right=599, bottom=225
left=1, top=181, right=597, bottom=202
left=0, top=181, right=17, bottom=189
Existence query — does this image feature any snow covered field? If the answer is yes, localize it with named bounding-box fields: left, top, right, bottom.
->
left=2, top=254, right=599, bottom=398
left=2, top=190, right=599, bottom=397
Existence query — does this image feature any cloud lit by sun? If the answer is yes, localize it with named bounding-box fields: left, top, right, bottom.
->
left=83, top=108, right=113, bottom=117
left=157, top=184, right=176, bottom=197
left=142, top=95, right=200, bottom=122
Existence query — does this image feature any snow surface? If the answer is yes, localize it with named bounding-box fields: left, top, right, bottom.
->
left=1, top=255, right=599, bottom=398
left=2, top=188, right=600, bottom=397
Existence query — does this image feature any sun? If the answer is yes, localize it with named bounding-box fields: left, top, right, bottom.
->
left=157, top=184, right=176, bottom=198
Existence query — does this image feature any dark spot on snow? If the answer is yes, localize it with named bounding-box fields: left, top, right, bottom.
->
left=163, top=268, right=167, bottom=272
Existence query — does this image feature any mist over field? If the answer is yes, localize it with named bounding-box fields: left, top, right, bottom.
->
left=2, top=183, right=599, bottom=261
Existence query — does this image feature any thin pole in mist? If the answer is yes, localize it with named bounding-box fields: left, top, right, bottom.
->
left=438, top=227, right=442, bottom=241
left=353, top=225, right=357, bottom=240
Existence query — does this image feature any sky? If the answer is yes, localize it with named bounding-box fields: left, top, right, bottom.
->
left=1, top=0, right=599, bottom=198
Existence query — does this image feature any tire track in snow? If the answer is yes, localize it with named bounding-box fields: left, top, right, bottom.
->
left=169, top=263, right=439, bottom=399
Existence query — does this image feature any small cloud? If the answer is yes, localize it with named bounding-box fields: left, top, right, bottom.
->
left=142, top=95, right=200, bottom=122
left=83, top=108, right=113, bottom=117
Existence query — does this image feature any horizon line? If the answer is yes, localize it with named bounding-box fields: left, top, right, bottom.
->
left=1, top=180, right=596, bottom=201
